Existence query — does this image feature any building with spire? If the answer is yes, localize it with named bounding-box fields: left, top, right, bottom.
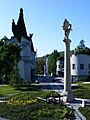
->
left=10, top=8, right=36, bottom=82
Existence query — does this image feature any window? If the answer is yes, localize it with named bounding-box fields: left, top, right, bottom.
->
left=88, top=64, right=90, bottom=70
left=80, top=64, right=84, bottom=70
left=72, top=64, right=75, bottom=69
left=58, top=65, right=60, bottom=68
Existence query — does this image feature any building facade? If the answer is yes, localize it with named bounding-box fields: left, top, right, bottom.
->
left=56, top=58, right=64, bottom=76
left=56, top=54, right=90, bottom=81
left=71, top=54, right=90, bottom=81
left=10, top=8, right=36, bottom=82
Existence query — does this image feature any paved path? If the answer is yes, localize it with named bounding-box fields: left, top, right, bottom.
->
left=0, top=117, right=9, bottom=120
left=68, top=100, right=86, bottom=120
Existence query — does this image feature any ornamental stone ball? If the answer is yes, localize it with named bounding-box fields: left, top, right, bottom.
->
left=62, top=19, right=72, bottom=39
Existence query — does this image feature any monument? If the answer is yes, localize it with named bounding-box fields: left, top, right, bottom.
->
left=62, top=19, right=74, bottom=102
left=44, top=55, right=49, bottom=78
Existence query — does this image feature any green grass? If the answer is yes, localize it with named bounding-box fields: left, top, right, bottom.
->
left=73, top=82, right=90, bottom=119
left=2, top=82, right=90, bottom=120
left=0, top=85, right=74, bottom=120
left=73, top=83, right=90, bottom=99
left=79, top=105, right=90, bottom=120
left=0, top=91, right=74, bottom=120
left=0, top=85, right=20, bottom=96
left=0, top=84, right=41, bottom=97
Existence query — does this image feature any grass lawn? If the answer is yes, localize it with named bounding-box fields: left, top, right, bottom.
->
left=1, top=82, right=90, bottom=120
left=79, top=105, right=90, bottom=120
left=73, top=82, right=90, bottom=99
left=0, top=85, right=20, bottom=97
left=0, top=85, right=74, bottom=120
left=73, top=82, right=90, bottom=120
left=0, top=84, right=41, bottom=97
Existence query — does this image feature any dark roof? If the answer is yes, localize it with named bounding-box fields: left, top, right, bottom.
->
left=12, top=8, right=35, bottom=52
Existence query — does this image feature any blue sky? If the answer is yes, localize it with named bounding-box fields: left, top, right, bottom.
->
left=0, top=0, right=90, bottom=57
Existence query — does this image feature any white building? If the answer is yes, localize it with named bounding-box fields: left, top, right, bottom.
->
left=71, top=54, right=90, bottom=81
left=56, top=54, right=90, bottom=81
left=10, top=8, right=36, bottom=82
left=56, top=58, right=64, bottom=76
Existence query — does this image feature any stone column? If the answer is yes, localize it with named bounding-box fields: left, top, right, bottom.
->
left=44, top=55, right=48, bottom=78
left=64, top=39, right=71, bottom=92
left=63, top=38, right=73, bottom=102
left=44, top=65, right=46, bottom=76
left=46, top=56, right=48, bottom=76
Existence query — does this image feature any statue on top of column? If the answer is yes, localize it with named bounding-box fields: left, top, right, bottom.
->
left=62, top=19, right=72, bottom=39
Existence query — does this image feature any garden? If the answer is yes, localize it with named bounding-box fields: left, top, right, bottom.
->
left=73, top=82, right=90, bottom=120
left=0, top=82, right=90, bottom=119
left=73, top=82, right=90, bottom=99
left=0, top=85, right=75, bottom=120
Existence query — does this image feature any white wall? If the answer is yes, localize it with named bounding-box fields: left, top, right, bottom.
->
left=11, top=37, right=32, bottom=81
left=31, top=51, right=36, bottom=69
left=18, top=60, right=25, bottom=79
left=71, top=54, right=90, bottom=76
left=56, top=60, right=61, bottom=72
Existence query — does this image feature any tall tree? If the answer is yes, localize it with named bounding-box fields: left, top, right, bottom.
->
left=0, top=43, right=21, bottom=84
left=36, top=58, right=45, bottom=75
left=78, top=39, right=85, bottom=49
left=1, top=36, right=9, bottom=45
left=74, top=40, right=90, bottom=55
left=48, top=50, right=60, bottom=75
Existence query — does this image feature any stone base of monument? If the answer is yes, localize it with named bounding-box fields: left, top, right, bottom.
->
left=61, top=91, right=74, bottom=103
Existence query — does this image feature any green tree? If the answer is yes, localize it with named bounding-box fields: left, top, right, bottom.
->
left=48, top=50, right=60, bottom=75
left=9, top=58, right=22, bottom=88
left=36, top=58, right=45, bottom=75
left=78, top=39, right=85, bottom=49
left=1, top=36, right=9, bottom=45
left=74, top=40, right=90, bottom=55
left=0, top=43, right=21, bottom=84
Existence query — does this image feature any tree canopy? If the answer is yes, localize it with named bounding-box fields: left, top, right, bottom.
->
left=36, top=58, right=45, bottom=75
left=74, top=40, right=90, bottom=55
left=0, top=37, right=21, bottom=84
left=48, top=50, right=60, bottom=75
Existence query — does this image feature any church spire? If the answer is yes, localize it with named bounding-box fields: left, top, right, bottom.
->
left=12, top=8, right=27, bottom=42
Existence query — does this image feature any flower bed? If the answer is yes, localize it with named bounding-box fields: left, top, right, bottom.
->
left=0, top=91, right=74, bottom=120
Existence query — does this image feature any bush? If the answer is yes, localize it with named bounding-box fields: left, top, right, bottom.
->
left=0, top=91, right=75, bottom=120
left=79, top=105, right=90, bottom=120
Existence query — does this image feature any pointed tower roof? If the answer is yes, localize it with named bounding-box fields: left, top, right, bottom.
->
left=12, top=8, right=27, bottom=42
left=17, top=8, right=27, bottom=37
left=11, top=8, right=35, bottom=52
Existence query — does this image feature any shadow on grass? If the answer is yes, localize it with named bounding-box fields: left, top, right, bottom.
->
left=72, top=85, right=80, bottom=89
left=15, top=85, right=41, bottom=91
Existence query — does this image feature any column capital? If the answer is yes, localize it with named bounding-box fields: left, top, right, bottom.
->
left=63, top=39, right=71, bottom=43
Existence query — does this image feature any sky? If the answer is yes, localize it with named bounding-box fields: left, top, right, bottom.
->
left=0, top=0, right=90, bottom=57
